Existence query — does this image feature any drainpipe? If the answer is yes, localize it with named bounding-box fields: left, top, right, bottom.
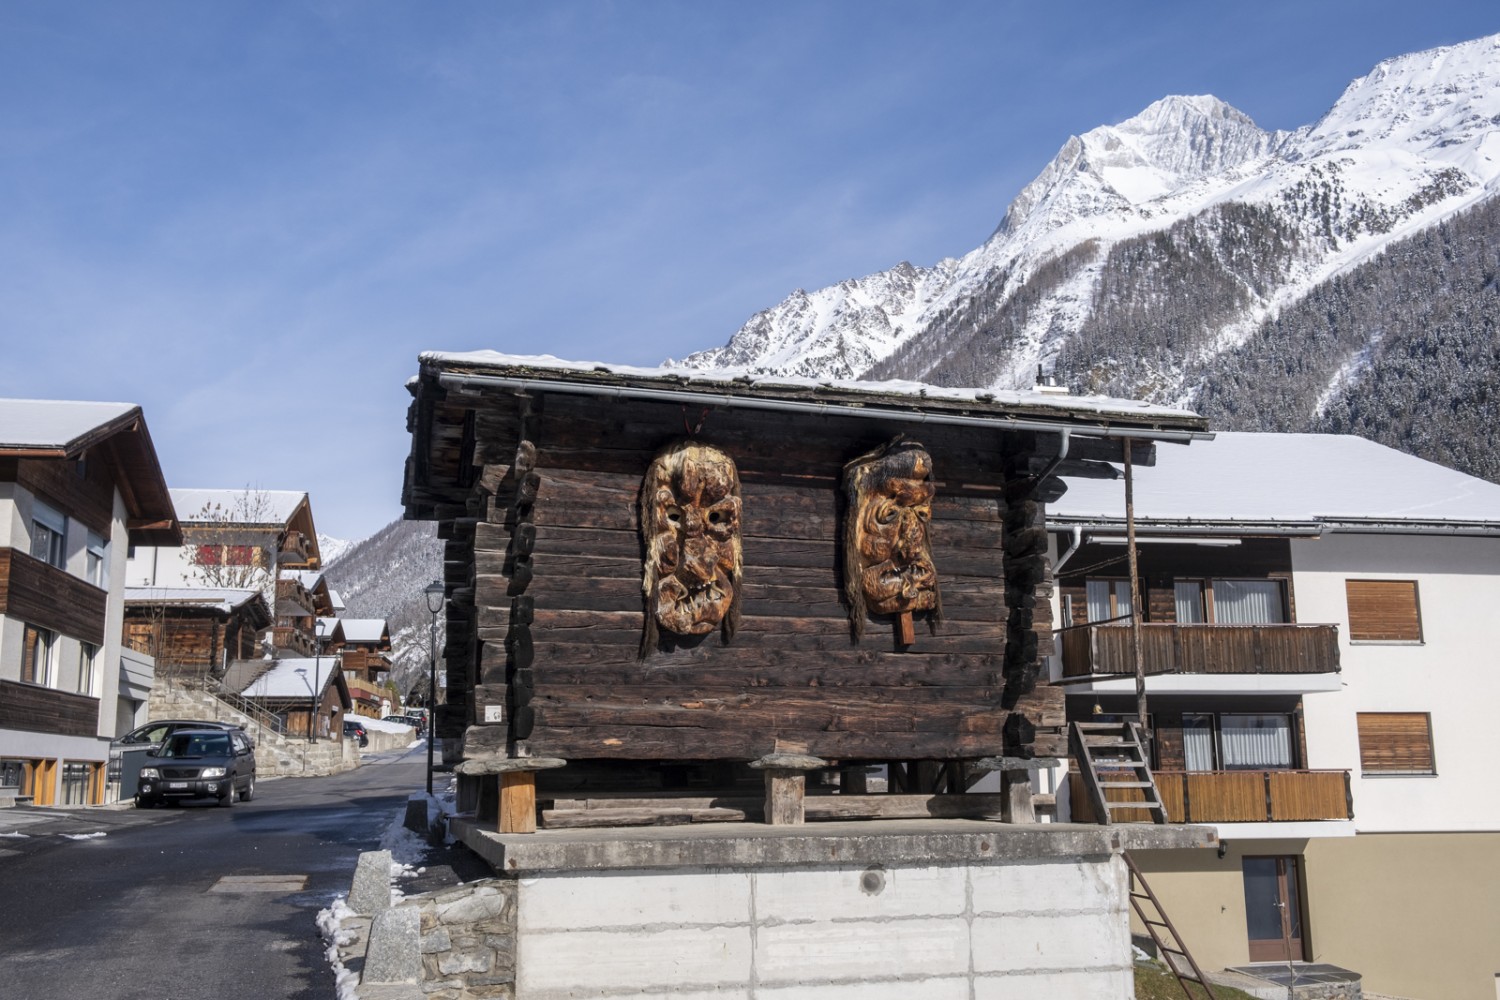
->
left=1053, top=526, right=1084, bottom=573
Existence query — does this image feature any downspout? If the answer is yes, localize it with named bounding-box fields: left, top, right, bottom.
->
left=1053, top=526, right=1084, bottom=573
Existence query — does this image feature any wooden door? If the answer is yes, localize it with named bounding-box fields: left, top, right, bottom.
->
left=1242, top=856, right=1305, bottom=962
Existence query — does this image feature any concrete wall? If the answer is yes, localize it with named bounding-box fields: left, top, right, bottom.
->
left=512, top=856, right=1131, bottom=999
left=1303, top=832, right=1500, bottom=1000
left=1293, top=533, right=1500, bottom=832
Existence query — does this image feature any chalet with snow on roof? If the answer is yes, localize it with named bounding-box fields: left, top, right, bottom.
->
left=0, top=398, right=179, bottom=805
left=122, top=587, right=271, bottom=688
left=320, top=617, right=391, bottom=718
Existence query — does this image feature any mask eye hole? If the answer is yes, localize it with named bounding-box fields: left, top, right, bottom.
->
left=874, top=501, right=898, bottom=525
left=665, top=506, right=683, bottom=525
left=708, top=510, right=724, bottom=525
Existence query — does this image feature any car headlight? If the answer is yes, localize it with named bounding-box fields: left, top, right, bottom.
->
left=200, top=767, right=227, bottom=778
left=139, top=767, right=159, bottom=779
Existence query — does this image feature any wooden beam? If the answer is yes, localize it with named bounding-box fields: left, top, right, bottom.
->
left=499, top=771, right=537, bottom=834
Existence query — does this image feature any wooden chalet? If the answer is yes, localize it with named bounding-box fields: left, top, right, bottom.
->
left=402, top=353, right=1209, bottom=832
left=122, top=587, right=272, bottom=687
left=230, top=656, right=352, bottom=740
left=321, top=616, right=393, bottom=717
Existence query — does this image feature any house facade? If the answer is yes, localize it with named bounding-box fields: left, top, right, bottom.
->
left=126, top=488, right=324, bottom=660
left=0, top=399, right=178, bottom=805
left=320, top=617, right=392, bottom=718
left=1048, top=432, right=1500, bottom=1000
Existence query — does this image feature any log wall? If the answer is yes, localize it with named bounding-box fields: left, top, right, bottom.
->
left=435, top=391, right=1061, bottom=763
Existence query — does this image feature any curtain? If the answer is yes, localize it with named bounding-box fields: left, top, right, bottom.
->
left=1220, top=714, right=1293, bottom=768
left=1213, top=580, right=1285, bottom=624
left=1087, top=580, right=1132, bottom=623
left=1175, top=582, right=1205, bottom=623
left=1183, top=715, right=1215, bottom=771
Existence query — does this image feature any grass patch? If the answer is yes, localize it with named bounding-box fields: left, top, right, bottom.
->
left=1134, top=959, right=1262, bottom=1000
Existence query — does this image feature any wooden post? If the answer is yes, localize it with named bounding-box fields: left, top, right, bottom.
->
left=896, top=611, right=915, bottom=646
left=1124, top=439, right=1148, bottom=739
left=500, top=771, right=536, bottom=834
left=750, top=752, right=827, bottom=827
left=1001, top=769, right=1036, bottom=824
left=841, top=766, right=870, bottom=795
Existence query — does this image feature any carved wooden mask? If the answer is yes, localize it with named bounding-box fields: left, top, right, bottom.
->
left=843, top=438, right=941, bottom=641
left=640, top=441, right=742, bottom=653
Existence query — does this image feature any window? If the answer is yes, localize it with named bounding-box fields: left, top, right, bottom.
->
left=77, top=642, right=99, bottom=697
left=21, top=625, right=56, bottom=686
left=1086, top=579, right=1134, bottom=622
left=1357, top=712, right=1435, bottom=774
left=86, top=531, right=108, bottom=588
left=1346, top=580, right=1422, bottom=642
left=1212, top=580, right=1286, bottom=624
left=0, top=759, right=25, bottom=791
left=194, top=544, right=256, bottom=567
left=1175, top=582, right=1206, bottom=623
left=30, top=502, right=66, bottom=569
left=1178, top=712, right=1295, bottom=771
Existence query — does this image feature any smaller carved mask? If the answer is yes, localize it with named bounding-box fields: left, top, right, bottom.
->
left=640, top=441, right=742, bottom=653
left=843, top=438, right=941, bottom=641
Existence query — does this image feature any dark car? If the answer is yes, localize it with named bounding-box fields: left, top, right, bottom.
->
left=343, top=718, right=369, bottom=747
left=382, top=714, right=426, bottom=736
left=135, top=728, right=257, bottom=808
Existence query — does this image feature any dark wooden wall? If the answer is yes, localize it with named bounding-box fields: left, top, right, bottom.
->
left=0, top=679, right=99, bottom=738
left=436, top=390, right=1061, bottom=764
left=0, top=549, right=107, bottom=646
left=14, top=456, right=116, bottom=536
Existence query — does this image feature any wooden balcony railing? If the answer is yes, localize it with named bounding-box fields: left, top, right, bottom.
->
left=271, top=625, right=316, bottom=657
left=1059, top=623, right=1340, bottom=678
left=1068, top=769, right=1352, bottom=823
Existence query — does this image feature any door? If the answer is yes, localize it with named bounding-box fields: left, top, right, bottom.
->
left=1242, top=856, right=1305, bottom=962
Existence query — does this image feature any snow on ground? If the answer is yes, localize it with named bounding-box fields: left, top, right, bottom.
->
left=60, top=831, right=107, bottom=840
left=362, top=716, right=416, bottom=734
left=0, top=831, right=30, bottom=838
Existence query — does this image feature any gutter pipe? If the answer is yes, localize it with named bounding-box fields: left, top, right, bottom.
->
left=434, top=373, right=1213, bottom=444
left=1053, top=526, right=1084, bottom=573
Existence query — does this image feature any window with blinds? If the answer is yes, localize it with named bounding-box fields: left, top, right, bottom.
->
left=1357, top=712, right=1435, bottom=774
left=1345, top=580, right=1422, bottom=642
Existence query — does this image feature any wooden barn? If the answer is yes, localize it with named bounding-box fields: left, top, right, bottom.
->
left=402, top=353, right=1208, bottom=832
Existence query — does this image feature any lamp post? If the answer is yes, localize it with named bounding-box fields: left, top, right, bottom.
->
left=424, top=580, right=444, bottom=796
left=309, top=618, right=327, bottom=743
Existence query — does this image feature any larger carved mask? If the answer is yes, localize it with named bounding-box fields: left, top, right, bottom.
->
left=843, top=438, right=941, bottom=641
left=640, top=441, right=742, bottom=653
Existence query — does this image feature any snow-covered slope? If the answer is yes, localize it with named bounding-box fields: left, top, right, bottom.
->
left=673, top=34, right=1500, bottom=407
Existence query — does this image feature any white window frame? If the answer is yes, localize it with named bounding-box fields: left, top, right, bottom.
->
left=86, top=530, right=109, bottom=588
left=31, top=502, right=67, bottom=570
left=77, top=641, right=100, bottom=697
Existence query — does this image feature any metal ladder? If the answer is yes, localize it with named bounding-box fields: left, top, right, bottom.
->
left=1070, top=720, right=1168, bottom=824
left=1124, top=851, right=1218, bottom=999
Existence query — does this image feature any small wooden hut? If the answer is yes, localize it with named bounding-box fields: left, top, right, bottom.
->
left=402, top=353, right=1208, bottom=830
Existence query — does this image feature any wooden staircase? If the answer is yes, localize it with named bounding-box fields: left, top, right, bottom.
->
left=1070, top=720, right=1168, bottom=824
left=1124, top=851, right=1218, bottom=999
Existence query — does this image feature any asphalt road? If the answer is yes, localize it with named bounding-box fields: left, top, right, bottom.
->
left=0, top=742, right=431, bottom=1000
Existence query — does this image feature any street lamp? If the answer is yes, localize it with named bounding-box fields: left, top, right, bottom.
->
left=423, top=580, right=444, bottom=796
left=309, top=618, right=327, bottom=743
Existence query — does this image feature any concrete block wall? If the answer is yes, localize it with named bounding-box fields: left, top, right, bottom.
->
left=513, top=855, right=1131, bottom=999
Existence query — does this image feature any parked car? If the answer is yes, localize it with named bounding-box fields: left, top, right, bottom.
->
left=135, top=728, right=257, bottom=808
left=382, top=714, right=427, bottom=736
left=113, top=719, right=249, bottom=753
left=343, top=718, right=369, bottom=747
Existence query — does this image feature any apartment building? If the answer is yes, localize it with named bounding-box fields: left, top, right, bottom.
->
left=0, top=400, right=178, bottom=805
left=1048, top=431, right=1500, bottom=1000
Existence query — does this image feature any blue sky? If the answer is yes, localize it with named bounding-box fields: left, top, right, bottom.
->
left=2, top=2, right=1496, bottom=541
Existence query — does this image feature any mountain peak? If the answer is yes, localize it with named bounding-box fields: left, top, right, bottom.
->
left=998, top=94, right=1274, bottom=235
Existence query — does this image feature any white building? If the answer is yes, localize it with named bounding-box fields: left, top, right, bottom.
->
left=0, top=399, right=178, bottom=805
left=1048, top=432, right=1500, bottom=999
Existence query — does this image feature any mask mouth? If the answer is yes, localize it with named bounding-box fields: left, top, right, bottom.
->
left=657, top=568, right=734, bottom=634
left=864, top=560, right=937, bottom=612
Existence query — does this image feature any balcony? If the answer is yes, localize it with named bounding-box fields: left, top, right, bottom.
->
left=1060, top=623, right=1340, bottom=679
left=271, top=625, right=316, bottom=658
left=1068, top=769, right=1352, bottom=823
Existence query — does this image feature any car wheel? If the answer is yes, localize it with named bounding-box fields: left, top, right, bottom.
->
left=219, top=785, right=234, bottom=808
left=240, top=776, right=255, bottom=802
left=135, top=795, right=152, bottom=809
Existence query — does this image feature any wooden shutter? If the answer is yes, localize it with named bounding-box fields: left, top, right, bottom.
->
left=1357, top=712, right=1434, bottom=773
left=1345, top=580, right=1422, bottom=641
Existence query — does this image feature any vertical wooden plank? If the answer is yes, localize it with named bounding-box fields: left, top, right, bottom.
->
left=499, top=771, right=537, bottom=834
left=1001, top=769, right=1036, bottom=823
left=765, top=771, right=806, bottom=826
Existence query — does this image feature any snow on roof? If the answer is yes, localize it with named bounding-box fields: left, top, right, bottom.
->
left=329, top=588, right=346, bottom=611
left=0, top=399, right=136, bottom=450
left=337, top=619, right=389, bottom=643
left=239, top=657, right=338, bottom=699
left=419, top=352, right=1206, bottom=426
left=1051, top=432, right=1500, bottom=530
left=171, top=488, right=307, bottom=525
left=124, top=587, right=265, bottom=613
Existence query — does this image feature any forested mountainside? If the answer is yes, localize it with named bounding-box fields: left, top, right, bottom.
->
left=672, top=34, right=1500, bottom=486
left=323, top=518, right=443, bottom=699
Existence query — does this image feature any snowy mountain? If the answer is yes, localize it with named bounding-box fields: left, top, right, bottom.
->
left=318, top=533, right=357, bottom=567
left=671, top=34, right=1500, bottom=456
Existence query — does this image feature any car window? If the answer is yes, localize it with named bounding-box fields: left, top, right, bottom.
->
left=161, top=734, right=232, bottom=757
left=124, top=724, right=171, bottom=744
